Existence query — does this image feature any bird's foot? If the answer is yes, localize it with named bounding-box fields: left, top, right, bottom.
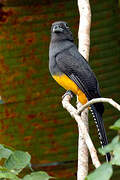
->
left=62, top=90, right=74, bottom=100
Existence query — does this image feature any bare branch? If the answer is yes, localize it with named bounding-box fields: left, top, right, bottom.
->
left=76, top=98, right=89, bottom=178
left=78, top=0, right=91, bottom=61
left=77, top=0, right=91, bottom=179
left=62, top=95, right=101, bottom=169
left=62, top=95, right=120, bottom=170
left=77, top=98, right=120, bottom=114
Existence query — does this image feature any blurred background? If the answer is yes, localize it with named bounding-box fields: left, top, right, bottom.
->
left=0, top=0, right=120, bottom=179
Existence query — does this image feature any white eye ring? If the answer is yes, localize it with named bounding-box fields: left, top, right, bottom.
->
left=65, top=24, right=69, bottom=29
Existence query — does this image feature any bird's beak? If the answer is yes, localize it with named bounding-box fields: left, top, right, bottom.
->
left=53, top=25, right=64, bottom=33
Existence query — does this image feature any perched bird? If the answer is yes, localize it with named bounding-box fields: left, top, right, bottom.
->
left=49, top=21, right=111, bottom=161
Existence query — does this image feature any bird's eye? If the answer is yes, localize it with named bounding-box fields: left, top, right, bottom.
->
left=65, top=23, right=69, bottom=28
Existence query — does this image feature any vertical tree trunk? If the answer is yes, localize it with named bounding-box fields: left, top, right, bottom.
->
left=77, top=0, right=91, bottom=179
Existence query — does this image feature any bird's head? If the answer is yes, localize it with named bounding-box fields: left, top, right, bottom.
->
left=51, top=21, right=74, bottom=42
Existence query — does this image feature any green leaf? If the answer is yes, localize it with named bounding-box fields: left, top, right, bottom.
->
left=86, top=163, right=113, bottom=180
left=22, top=171, right=54, bottom=180
left=99, top=136, right=119, bottom=155
left=99, top=136, right=120, bottom=166
left=0, top=171, right=20, bottom=180
left=27, top=163, right=34, bottom=172
left=4, top=151, right=31, bottom=174
left=110, top=119, right=120, bottom=130
left=0, top=144, right=13, bottom=160
left=111, top=143, right=120, bottom=166
left=2, top=144, right=15, bottom=152
left=0, top=166, right=20, bottom=180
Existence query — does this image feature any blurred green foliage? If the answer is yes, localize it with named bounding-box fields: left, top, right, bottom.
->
left=0, top=144, right=53, bottom=179
left=86, top=118, right=120, bottom=180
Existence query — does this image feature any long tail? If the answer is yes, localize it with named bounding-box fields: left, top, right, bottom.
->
left=90, top=104, right=111, bottom=162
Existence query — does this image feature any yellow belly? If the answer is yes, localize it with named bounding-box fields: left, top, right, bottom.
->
left=52, top=74, right=87, bottom=104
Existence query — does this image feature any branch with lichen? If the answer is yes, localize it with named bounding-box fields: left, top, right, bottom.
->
left=62, top=95, right=101, bottom=169
left=77, top=0, right=91, bottom=179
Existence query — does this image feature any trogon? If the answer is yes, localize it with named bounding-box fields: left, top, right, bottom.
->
left=49, top=21, right=111, bottom=161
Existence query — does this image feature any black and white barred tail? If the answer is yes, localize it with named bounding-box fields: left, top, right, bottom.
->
left=90, top=104, right=111, bottom=162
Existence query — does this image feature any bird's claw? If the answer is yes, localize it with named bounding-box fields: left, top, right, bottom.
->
left=62, top=90, right=74, bottom=99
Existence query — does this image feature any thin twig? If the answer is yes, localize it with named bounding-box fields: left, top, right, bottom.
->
left=77, top=98, right=120, bottom=114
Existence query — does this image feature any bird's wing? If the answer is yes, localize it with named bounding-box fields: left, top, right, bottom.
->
left=56, top=48, right=100, bottom=100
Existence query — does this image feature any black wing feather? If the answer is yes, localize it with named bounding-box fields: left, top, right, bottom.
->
left=56, top=48, right=100, bottom=100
